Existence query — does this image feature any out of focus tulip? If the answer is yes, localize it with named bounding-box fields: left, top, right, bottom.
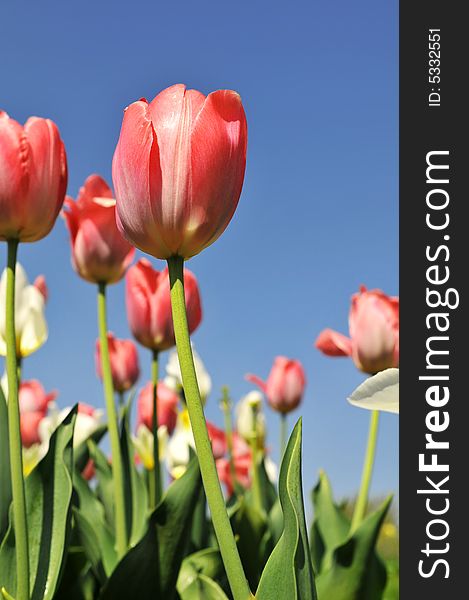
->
left=126, top=258, right=202, bottom=351
left=112, top=83, right=247, bottom=260
left=19, top=379, right=56, bottom=447
left=315, top=286, right=399, bottom=374
left=133, top=424, right=168, bottom=471
left=246, top=357, right=306, bottom=414
left=0, top=110, right=67, bottom=243
left=347, top=368, right=399, bottom=414
left=95, top=333, right=140, bottom=393
left=136, top=380, right=179, bottom=435
left=39, top=402, right=103, bottom=449
left=164, top=345, right=211, bottom=401
left=235, top=390, right=266, bottom=445
left=63, top=174, right=135, bottom=284
left=0, top=263, right=48, bottom=357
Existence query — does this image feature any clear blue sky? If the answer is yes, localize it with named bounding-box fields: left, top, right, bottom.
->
left=1, top=0, right=398, bottom=503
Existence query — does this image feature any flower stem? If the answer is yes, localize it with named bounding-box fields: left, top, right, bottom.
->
left=220, top=386, right=237, bottom=493
left=167, top=256, right=252, bottom=600
left=97, top=282, right=127, bottom=558
left=351, top=409, right=380, bottom=531
left=280, top=413, right=287, bottom=459
left=249, top=404, right=263, bottom=514
left=150, top=349, right=162, bottom=508
left=5, top=239, right=29, bottom=600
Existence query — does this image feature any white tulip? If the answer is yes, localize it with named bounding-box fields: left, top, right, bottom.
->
left=132, top=424, right=168, bottom=471
left=235, top=390, right=266, bottom=444
left=164, top=345, right=212, bottom=401
left=165, top=409, right=195, bottom=479
left=0, top=263, right=47, bottom=358
left=347, top=368, right=399, bottom=414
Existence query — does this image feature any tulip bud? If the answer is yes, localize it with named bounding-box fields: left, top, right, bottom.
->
left=126, top=258, right=202, bottom=351
left=246, top=357, right=306, bottom=415
left=63, top=174, right=135, bottom=284
left=95, top=333, right=140, bottom=393
left=315, top=286, right=399, bottom=375
left=112, top=84, right=247, bottom=260
left=136, top=381, right=179, bottom=435
left=0, top=111, right=67, bottom=243
left=235, top=391, right=266, bottom=444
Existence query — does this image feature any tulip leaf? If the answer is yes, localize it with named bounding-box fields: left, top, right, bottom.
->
left=178, top=574, right=229, bottom=600
left=256, top=419, right=317, bottom=600
left=0, top=386, right=11, bottom=541
left=88, top=441, right=114, bottom=530
left=309, top=470, right=350, bottom=572
left=315, top=496, right=392, bottom=600
left=0, top=406, right=77, bottom=599
left=73, top=470, right=118, bottom=580
left=177, top=548, right=229, bottom=597
left=100, top=457, right=202, bottom=600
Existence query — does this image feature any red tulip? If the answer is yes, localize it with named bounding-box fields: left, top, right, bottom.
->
left=95, top=333, right=140, bottom=393
left=112, top=84, right=247, bottom=259
left=0, top=110, right=67, bottom=242
left=206, top=421, right=227, bottom=460
left=126, top=258, right=202, bottom=351
left=246, top=357, right=306, bottom=414
left=63, top=174, right=135, bottom=284
left=19, top=380, right=57, bottom=447
left=137, top=380, right=179, bottom=435
left=315, top=285, right=399, bottom=374
left=217, top=434, right=252, bottom=496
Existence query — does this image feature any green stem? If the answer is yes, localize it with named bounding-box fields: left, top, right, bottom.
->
left=351, top=409, right=380, bottom=531
left=5, top=240, right=29, bottom=600
left=249, top=404, right=263, bottom=514
left=168, top=256, right=252, bottom=600
left=150, top=349, right=162, bottom=508
left=118, top=391, right=125, bottom=407
left=97, top=282, right=127, bottom=557
left=220, top=387, right=237, bottom=494
left=280, top=413, right=287, bottom=459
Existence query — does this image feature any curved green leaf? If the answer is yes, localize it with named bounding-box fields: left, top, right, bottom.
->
left=100, top=457, right=202, bottom=600
left=177, top=548, right=228, bottom=596
left=179, top=574, right=229, bottom=600
left=256, top=418, right=316, bottom=600
left=316, top=496, right=392, bottom=600
left=0, top=406, right=77, bottom=600
left=0, top=386, right=11, bottom=541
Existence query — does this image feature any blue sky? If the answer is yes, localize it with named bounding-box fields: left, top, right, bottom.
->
left=1, top=0, right=398, bottom=503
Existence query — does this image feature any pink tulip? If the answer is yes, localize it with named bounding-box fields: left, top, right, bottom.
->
left=217, top=434, right=252, bottom=496
left=19, top=380, right=57, bottom=447
left=126, top=258, right=202, bottom=351
left=95, top=333, right=140, bottom=393
left=315, top=285, right=399, bottom=374
left=137, top=381, right=179, bottom=435
left=112, top=84, right=248, bottom=260
left=246, top=357, right=306, bottom=414
left=206, top=422, right=227, bottom=460
left=63, top=174, right=135, bottom=284
left=0, top=111, right=68, bottom=243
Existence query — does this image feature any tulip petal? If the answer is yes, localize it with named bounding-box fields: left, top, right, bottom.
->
left=245, top=373, right=268, bottom=393
left=315, top=328, right=353, bottom=356
left=347, top=368, right=399, bottom=414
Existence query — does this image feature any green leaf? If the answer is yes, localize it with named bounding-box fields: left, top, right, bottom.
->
left=230, top=496, right=271, bottom=590
left=316, top=496, right=392, bottom=600
left=256, top=418, right=317, bottom=600
left=0, top=386, right=11, bottom=541
left=0, top=406, right=77, bottom=600
left=88, top=441, right=114, bottom=530
left=73, top=470, right=118, bottom=580
left=179, top=574, right=229, bottom=600
left=100, top=457, right=202, bottom=600
left=177, top=548, right=229, bottom=597
left=383, top=558, right=399, bottom=600
left=309, top=470, right=350, bottom=572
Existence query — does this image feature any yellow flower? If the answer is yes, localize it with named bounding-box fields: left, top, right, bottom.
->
left=132, top=424, right=168, bottom=471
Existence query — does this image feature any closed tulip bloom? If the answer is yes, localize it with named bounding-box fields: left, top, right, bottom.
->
left=246, top=357, right=306, bottom=414
left=63, top=174, right=135, bottom=284
left=137, top=380, right=179, bottom=435
left=126, top=258, right=202, bottom=351
left=95, top=333, right=140, bottom=393
left=315, top=286, right=399, bottom=374
left=0, top=111, right=67, bottom=242
left=112, top=83, right=248, bottom=260
left=0, top=263, right=48, bottom=358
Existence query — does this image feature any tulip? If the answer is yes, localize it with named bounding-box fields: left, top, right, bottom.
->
left=347, top=368, right=399, bottom=414
left=164, top=345, right=211, bottom=401
left=63, top=174, right=135, bottom=284
left=315, top=285, right=399, bottom=375
left=39, top=402, right=103, bottom=449
left=0, top=110, right=67, bottom=243
left=112, top=84, right=248, bottom=260
left=0, top=263, right=48, bottom=358
left=133, top=424, right=168, bottom=471
left=95, top=333, right=140, bottom=393
left=136, top=380, right=179, bottom=435
left=235, top=391, right=266, bottom=445
left=126, top=258, right=202, bottom=351
left=246, top=356, right=306, bottom=415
